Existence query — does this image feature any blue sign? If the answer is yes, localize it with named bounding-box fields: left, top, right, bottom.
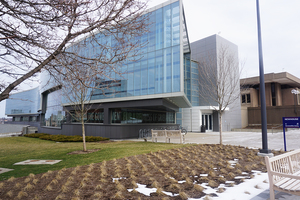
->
left=283, top=117, right=300, bottom=128
left=282, top=117, right=300, bottom=151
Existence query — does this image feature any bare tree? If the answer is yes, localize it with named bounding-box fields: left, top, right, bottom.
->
left=197, top=46, right=242, bottom=144
left=58, top=63, right=97, bottom=152
left=0, top=0, right=148, bottom=102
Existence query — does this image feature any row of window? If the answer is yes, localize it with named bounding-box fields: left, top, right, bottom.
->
left=111, top=108, right=175, bottom=124
left=13, top=116, right=39, bottom=122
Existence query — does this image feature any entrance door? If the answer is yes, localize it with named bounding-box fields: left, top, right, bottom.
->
left=202, top=114, right=213, bottom=131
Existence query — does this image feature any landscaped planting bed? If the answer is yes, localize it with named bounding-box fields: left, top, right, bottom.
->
left=0, top=144, right=282, bottom=199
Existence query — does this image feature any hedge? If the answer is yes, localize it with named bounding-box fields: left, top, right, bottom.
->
left=24, top=133, right=109, bottom=142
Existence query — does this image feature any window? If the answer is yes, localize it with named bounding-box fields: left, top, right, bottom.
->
left=111, top=108, right=175, bottom=124
left=241, top=94, right=246, bottom=103
left=271, top=83, right=276, bottom=106
left=246, top=93, right=251, bottom=103
left=44, top=90, right=65, bottom=127
left=241, top=94, right=251, bottom=104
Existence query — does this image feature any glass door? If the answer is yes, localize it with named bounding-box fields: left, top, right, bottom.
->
left=202, top=114, right=213, bottom=131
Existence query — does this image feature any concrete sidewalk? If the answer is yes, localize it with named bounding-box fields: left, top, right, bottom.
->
left=129, top=130, right=300, bottom=151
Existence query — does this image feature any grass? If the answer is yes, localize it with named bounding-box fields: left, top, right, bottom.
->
left=0, top=136, right=189, bottom=181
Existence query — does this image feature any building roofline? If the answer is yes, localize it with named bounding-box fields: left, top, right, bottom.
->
left=240, top=72, right=300, bottom=88
left=9, top=86, right=39, bottom=96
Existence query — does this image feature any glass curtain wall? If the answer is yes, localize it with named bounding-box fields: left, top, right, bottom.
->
left=88, top=1, right=181, bottom=100
left=184, top=53, right=191, bottom=102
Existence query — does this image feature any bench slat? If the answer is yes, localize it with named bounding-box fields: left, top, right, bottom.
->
left=277, top=178, right=300, bottom=191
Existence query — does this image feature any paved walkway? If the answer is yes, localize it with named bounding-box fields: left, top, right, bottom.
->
left=127, top=130, right=300, bottom=200
left=129, top=130, right=300, bottom=151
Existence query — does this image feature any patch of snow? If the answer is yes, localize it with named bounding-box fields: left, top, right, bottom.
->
left=234, top=176, right=248, bottom=179
left=127, top=183, right=179, bottom=197
left=112, top=177, right=126, bottom=182
left=225, top=181, right=235, bottom=184
left=163, top=191, right=179, bottom=197
left=178, top=180, right=186, bottom=183
left=200, top=174, right=208, bottom=177
left=127, top=183, right=156, bottom=196
left=187, top=172, right=270, bottom=200
left=200, top=183, right=218, bottom=194
left=228, top=160, right=238, bottom=164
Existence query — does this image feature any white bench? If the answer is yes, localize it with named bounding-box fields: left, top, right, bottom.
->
left=265, top=149, right=300, bottom=200
left=151, top=129, right=185, bottom=144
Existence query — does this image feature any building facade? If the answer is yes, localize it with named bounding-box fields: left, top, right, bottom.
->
left=5, top=0, right=242, bottom=138
left=240, top=72, right=300, bottom=128
left=180, top=35, right=242, bottom=132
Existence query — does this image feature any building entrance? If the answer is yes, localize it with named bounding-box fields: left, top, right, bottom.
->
left=202, top=114, right=213, bottom=131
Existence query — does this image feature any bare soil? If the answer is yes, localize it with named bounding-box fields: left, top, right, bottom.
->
left=0, top=144, right=283, bottom=200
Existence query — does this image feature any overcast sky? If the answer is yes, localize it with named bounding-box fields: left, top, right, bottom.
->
left=1, top=0, right=299, bottom=118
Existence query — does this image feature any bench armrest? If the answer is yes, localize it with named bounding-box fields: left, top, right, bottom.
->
left=270, top=171, right=300, bottom=180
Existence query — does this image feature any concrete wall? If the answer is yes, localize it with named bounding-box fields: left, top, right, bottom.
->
left=241, top=106, right=248, bottom=128
left=39, top=123, right=179, bottom=139
left=0, top=124, right=26, bottom=134
left=250, top=88, right=259, bottom=107
left=282, top=88, right=295, bottom=106
left=248, top=105, right=300, bottom=125
left=190, top=35, right=242, bottom=131
left=182, top=107, right=202, bottom=132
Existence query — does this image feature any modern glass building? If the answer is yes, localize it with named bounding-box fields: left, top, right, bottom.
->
left=5, top=0, right=242, bottom=138
left=5, top=87, right=40, bottom=123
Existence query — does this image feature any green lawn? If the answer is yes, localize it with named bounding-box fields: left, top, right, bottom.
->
left=0, top=137, right=189, bottom=181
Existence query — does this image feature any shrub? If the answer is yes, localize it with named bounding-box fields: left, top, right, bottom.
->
left=24, top=133, right=109, bottom=142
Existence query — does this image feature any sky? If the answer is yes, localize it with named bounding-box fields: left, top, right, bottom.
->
left=1, top=0, right=299, bottom=118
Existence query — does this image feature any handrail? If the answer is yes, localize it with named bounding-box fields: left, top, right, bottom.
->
left=272, top=124, right=283, bottom=134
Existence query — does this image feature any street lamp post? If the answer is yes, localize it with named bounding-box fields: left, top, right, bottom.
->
left=256, top=0, right=272, bottom=155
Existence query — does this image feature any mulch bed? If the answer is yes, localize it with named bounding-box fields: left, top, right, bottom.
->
left=0, top=144, right=282, bottom=200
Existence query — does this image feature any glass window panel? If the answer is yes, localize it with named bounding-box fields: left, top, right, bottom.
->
left=127, top=63, right=134, bottom=96
left=172, top=45, right=180, bottom=92
left=111, top=109, right=122, bottom=123
left=141, top=54, right=148, bottom=95
left=134, top=62, right=141, bottom=96
left=148, top=11, right=156, bottom=52
left=246, top=93, right=251, bottom=103
left=165, top=48, right=172, bottom=93
left=148, top=52, right=155, bottom=94
left=241, top=94, right=246, bottom=103
left=111, top=108, right=175, bottom=124
left=155, top=50, right=163, bottom=94
left=172, top=2, right=180, bottom=46
left=44, top=90, right=65, bottom=127
left=155, top=8, right=163, bottom=50
left=163, top=5, right=172, bottom=48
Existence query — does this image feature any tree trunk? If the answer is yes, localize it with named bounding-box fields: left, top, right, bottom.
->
left=81, top=102, right=87, bottom=152
left=81, top=119, right=87, bottom=152
left=219, top=112, right=222, bottom=145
